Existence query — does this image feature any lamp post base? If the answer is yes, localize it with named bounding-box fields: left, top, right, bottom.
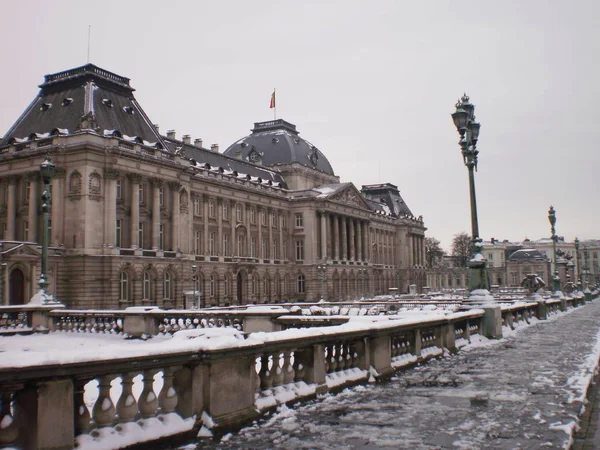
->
left=467, top=258, right=490, bottom=293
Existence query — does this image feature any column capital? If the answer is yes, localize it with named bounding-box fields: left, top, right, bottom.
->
left=103, top=168, right=121, bottom=180
left=128, top=173, right=143, bottom=183
left=168, top=181, right=182, bottom=191
left=25, top=171, right=41, bottom=182
left=149, top=177, right=163, bottom=188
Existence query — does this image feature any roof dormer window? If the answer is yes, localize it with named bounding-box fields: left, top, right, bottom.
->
left=61, top=98, right=73, bottom=106
left=40, top=102, right=52, bottom=111
left=123, top=106, right=135, bottom=115
left=102, top=99, right=113, bottom=107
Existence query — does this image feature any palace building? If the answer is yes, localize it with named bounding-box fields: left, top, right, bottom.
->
left=0, top=64, right=427, bottom=308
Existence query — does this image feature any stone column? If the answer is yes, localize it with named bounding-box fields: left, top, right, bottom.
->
left=357, top=220, right=363, bottom=261
left=332, top=214, right=339, bottom=260
left=217, top=198, right=223, bottom=256
left=279, top=211, right=284, bottom=260
left=6, top=176, right=17, bottom=240
left=203, top=195, right=209, bottom=255
left=349, top=219, right=355, bottom=261
left=268, top=208, right=274, bottom=259
left=341, top=216, right=347, bottom=260
left=320, top=211, right=328, bottom=260
left=169, top=182, right=181, bottom=251
left=364, top=222, right=370, bottom=262
left=257, top=206, right=263, bottom=259
left=151, top=178, right=162, bottom=250
left=246, top=203, right=251, bottom=258
left=51, top=169, right=66, bottom=245
left=129, top=174, right=141, bottom=248
left=104, top=169, right=119, bottom=247
left=231, top=201, right=237, bottom=256
left=27, top=173, right=39, bottom=242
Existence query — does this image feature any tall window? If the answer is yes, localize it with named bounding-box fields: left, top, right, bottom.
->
left=208, top=200, right=215, bottom=218
left=119, top=271, right=128, bottom=301
left=271, top=212, right=277, bottom=228
left=25, top=181, right=31, bottom=203
left=159, top=187, right=164, bottom=207
left=297, top=274, right=305, bottom=294
left=236, top=204, right=242, bottom=222
left=237, top=235, right=244, bottom=256
left=272, top=242, right=278, bottom=260
left=116, top=179, right=122, bottom=200
left=250, top=208, right=256, bottom=224
left=194, top=230, right=201, bottom=255
left=138, top=184, right=144, bottom=204
left=159, top=224, right=164, bottom=250
left=23, top=220, right=29, bottom=241
left=138, top=222, right=144, bottom=248
left=209, top=274, right=215, bottom=298
left=251, top=237, right=256, bottom=257
left=295, top=213, right=303, bottom=228
left=283, top=242, right=287, bottom=260
left=222, top=202, right=229, bottom=220
left=261, top=210, right=266, bottom=225
left=116, top=219, right=122, bottom=247
left=295, top=240, right=304, bottom=261
left=262, top=241, right=267, bottom=259
left=193, top=197, right=201, bottom=216
left=281, top=214, right=286, bottom=229
left=143, top=271, right=151, bottom=300
left=222, top=233, right=229, bottom=256
left=163, top=272, right=171, bottom=299
left=209, top=232, right=216, bottom=256
left=224, top=274, right=230, bottom=298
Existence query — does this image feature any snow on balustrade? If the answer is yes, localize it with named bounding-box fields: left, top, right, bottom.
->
left=156, top=314, right=242, bottom=335
left=51, top=310, right=125, bottom=334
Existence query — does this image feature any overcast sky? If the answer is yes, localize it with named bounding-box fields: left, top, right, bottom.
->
left=1, top=0, right=598, bottom=251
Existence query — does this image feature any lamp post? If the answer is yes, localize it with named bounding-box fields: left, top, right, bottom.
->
left=574, top=237, right=581, bottom=290
left=317, top=263, right=327, bottom=301
left=583, top=245, right=590, bottom=289
left=39, top=158, right=56, bottom=303
left=191, top=264, right=199, bottom=309
left=547, top=206, right=561, bottom=293
left=451, top=94, right=489, bottom=293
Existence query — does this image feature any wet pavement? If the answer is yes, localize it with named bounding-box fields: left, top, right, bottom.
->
left=183, top=300, right=600, bottom=449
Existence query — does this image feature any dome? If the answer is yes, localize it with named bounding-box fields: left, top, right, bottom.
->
left=223, top=119, right=335, bottom=175
left=509, top=248, right=546, bottom=261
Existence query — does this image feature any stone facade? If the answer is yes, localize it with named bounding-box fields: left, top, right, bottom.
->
left=0, top=64, right=427, bottom=308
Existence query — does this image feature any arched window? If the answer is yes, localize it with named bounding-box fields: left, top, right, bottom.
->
left=297, top=274, right=305, bottom=294
left=142, top=271, right=151, bottom=300
left=210, top=274, right=215, bottom=298
left=119, top=271, right=128, bottom=301
left=252, top=275, right=257, bottom=296
left=163, top=272, right=172, bottom=299
left=224, top=274, right=231, bottom=297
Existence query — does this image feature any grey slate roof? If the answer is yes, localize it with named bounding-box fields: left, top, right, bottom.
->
left=163, top=138, right=287, bottom=187
left=1, top=64, right=165, bottom=147
left=361, top=183, right=414, bottom=217
left=509, top=248, right=547, bottom=261
left=222, top=119, right=335, bottom=176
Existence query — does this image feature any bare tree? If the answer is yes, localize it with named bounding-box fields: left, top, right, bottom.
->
left=451, top=232, right=471, bottom=267
left=425, top=237, right=445, bottom=268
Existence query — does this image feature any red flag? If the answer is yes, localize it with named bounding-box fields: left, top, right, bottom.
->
left=270, top=89, right=276, bottom=109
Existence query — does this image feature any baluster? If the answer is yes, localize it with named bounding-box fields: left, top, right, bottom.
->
left=138, top=370, right=158, bottom=418
left=159, top=367, right=179, bottom=413
left=259, top=354, right=273, bottom=390
left=73, top=379, right=91, bottom=435
left=0, top=390, right=18, bottom=446
left=92, top=375, right=116, bottom=427
left=349, top=342, right=359, bottom=368
left=328, top=344, right=337, bottom=373
left=337, top=343, right=345, bottom=371
left=116, top=373, right=138, bottom=422
left=344, top=342, right=352, bottom=368
left=253, top=357, right=262, bottom=393
left=272, top=352, right=284, bottom=387
left=282, top=350, right=295, bottom=384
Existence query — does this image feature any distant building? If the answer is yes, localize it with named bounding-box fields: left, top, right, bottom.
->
left=0, top=64, right=427, bottom=308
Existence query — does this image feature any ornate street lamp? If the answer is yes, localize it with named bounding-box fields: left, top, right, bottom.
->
left=39, top=158, right=56, bottom=303
left=317, top=263, right=327, bottom=301
left=451, top=94, right=489, bottom=293
left=583, top=245, right=590, bottom=289
left=191, top=264, right=200, bottom=309
left=574, top=237, right=581, bottom=290
left=547, top=206, right=561, bottom=293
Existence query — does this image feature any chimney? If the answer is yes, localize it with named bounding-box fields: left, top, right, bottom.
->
left=153, top=124, right=159, bottom=133
left=182, top=134, right=191, bottom=145
left=166, top=129, right=176, bottom=140
left=194, top=138, right=203, bottom=148
left=211, top=144, right=219, bottom=153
